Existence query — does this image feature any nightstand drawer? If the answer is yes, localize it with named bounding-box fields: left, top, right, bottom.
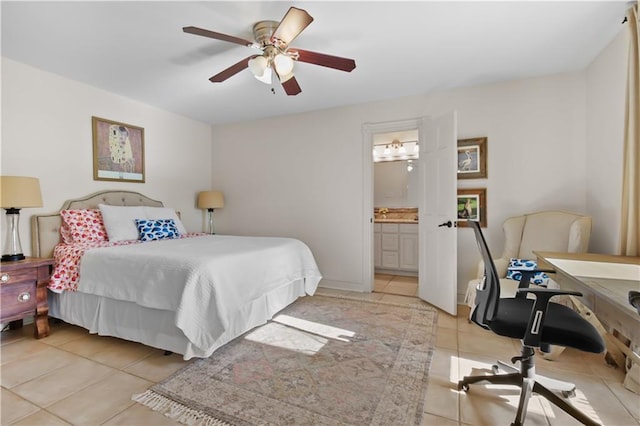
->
left=1, top=281, right=37, bottom=319
left=0, top=269, right=37, bottom=285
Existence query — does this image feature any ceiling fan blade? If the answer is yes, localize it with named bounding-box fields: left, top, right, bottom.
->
left=293, top=48, right=356, bottom=72
left=209, top=55, right=258, bottom=83
left=183, top=26, right=253, bottom=47
left=281, top=75, right=302, bottom=96
left=271, top=7, right=313, bottom=49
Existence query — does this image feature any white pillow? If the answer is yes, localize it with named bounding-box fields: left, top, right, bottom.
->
left=144, top=206, right=187, bottom=235
left=98, top=204, right=147, bottom=242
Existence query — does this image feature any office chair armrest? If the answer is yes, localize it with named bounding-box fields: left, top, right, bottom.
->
left=517, top=287, right=583, bottom=347
left=513, top=269, right=556, bottom=298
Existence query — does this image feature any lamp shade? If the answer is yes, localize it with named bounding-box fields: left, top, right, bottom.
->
left=0, top=176, right=43, bottom=208
left=197, top=191, right=224, bottom=209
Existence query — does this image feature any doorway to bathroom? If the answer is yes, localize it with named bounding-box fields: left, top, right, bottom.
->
left=363, top=113, right=458, bottom=315
left=372, top=128, right=420, bottom=297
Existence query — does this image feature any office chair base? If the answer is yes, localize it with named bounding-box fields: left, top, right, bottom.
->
left=494, top=359, right=576, bottom=397
left=458, top=347, right=600, bottom=426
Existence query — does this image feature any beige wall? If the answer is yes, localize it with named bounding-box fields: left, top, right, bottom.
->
left=586, top=27, right=629, bottom=254
left=1, top=20, right=626, bottom=301
left=211, top=71, right=597, bottom=296
left=210, top=23, right=627, bottom=299
left=1, top=58, right=213, bottom=253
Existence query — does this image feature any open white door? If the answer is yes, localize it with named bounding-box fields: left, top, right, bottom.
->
left=418, top=111, right=458, bottom=315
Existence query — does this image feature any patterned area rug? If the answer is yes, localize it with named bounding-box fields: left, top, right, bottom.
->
left=134, top=294, right=438, bottom=425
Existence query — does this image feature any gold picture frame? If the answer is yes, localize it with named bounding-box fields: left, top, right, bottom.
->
left=92, top=116, right=145, bottom=183
left=457, top=188, right=487, bottom=227
left=457, top=137, right=487, bottom=179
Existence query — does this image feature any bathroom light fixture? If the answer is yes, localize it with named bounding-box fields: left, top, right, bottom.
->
left=1, top=176, right=43, bottom=261
left=373, top=140, right=419, bottom=163
left=197, top=191, right=225, bottom=234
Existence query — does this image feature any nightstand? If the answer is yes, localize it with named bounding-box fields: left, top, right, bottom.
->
left=0, top=257, right=54, bottom=338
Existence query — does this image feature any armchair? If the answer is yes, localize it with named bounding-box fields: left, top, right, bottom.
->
left=459, top=221, right=605, bottom=426
left=465, top=211, right=592, bottom=307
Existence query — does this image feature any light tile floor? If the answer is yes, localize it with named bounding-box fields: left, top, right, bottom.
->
left=374, top=273, right=418, bottom=296
left=2, top=290, right=639, bottom=425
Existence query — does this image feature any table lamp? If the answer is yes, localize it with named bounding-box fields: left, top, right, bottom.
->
left=0, top=176, right=43, bottom=261
left=197, top=191, right=224, bottom=234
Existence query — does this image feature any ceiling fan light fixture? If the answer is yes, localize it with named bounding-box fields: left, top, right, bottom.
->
left=254, top=66, right=272, bottom=84
left=274, top=54, right=294, bottom=76
left=279, top=71, right=295, bottom=83
left=248, top=56, right=268, bottom=77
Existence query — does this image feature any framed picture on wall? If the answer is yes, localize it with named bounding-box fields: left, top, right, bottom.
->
left=92, top=116, right=145, bottom=183
left=457, top=188, right=487, bottom=227
left=457, top=137, right=487, bottom=179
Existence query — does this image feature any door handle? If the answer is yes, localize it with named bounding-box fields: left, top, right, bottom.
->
left=438, top=221, right=454, bottom=228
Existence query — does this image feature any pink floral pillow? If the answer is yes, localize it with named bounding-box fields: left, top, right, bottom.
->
left=60, top=209, right=108, bottom=243
left=60, top=221, right=74, bottom=244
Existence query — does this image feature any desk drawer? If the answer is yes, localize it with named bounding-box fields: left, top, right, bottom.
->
left=0, top=269, right=37, bottom=285
left=1, top=281, right=37, bottom=320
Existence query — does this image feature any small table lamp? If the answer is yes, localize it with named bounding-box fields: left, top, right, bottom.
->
left=0, top=176, right=43, bottom=262
left=197, top=191, right=224, bottom=234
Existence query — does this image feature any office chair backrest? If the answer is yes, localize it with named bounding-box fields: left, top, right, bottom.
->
left=469, top=221, right=501, bottom=327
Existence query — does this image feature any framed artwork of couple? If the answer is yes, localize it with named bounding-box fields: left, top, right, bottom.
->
left=92, top=116, right=145, bottom=183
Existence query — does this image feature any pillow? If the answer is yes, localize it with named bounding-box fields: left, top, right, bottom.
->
left=506, top=258, right=550, bottom=286
left=135, top=219, right=179, bottom=242
left=99, top=204, right=147, bottom=242
left=144, top=206, right=187, bottom=234
left=60, top=220, right=73, bottom=244
left=60, top=209, right=108, bottom=244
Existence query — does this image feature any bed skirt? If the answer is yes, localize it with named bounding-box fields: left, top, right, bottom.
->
left=48, top=278, right=308, bottom=360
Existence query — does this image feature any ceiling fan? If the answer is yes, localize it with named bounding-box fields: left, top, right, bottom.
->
left=183, top=6, right=356, bottom=96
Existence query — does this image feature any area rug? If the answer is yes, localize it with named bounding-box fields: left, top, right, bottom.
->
left=133, top=294, right=438, bottom=425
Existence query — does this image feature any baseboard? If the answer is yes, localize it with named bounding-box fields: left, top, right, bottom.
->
left=318, top=279, right=365, bottom=293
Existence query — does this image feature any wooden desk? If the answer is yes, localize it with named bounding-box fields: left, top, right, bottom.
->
left=535, top=251, right=640, bottom=347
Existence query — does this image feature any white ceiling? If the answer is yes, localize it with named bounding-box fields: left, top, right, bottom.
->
left=1, top=1, right=630, bottom=126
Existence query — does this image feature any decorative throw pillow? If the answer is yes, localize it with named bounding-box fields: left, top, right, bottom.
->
left=506, top=258, right=550, bottom=286
left=135, top=219, right=179, bottom=242
left=144, top=206, right=187, bottom=235
left=60, top=209, right=108, bottom=244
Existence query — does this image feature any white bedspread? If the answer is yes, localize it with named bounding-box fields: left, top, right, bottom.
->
left=78, top=234, right=322, bottom=352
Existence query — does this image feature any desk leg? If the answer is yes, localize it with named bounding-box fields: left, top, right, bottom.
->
left=569, top=296, right=628, bottom=368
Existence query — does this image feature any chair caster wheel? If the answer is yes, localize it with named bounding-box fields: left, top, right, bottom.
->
left=458, top=382, right=469, bottom=392
left=492, top=364, right=500, bottom=374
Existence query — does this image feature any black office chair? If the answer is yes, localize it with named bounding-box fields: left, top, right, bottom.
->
left=458, top=221, right=605, bottom=426
left=629, top=290, right=640, bottom=315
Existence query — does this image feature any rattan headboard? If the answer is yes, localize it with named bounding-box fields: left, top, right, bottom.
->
left=31, top=190, right=164, bottom=259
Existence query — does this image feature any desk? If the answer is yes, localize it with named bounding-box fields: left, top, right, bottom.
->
left=535, top=251, right=640, bottom=347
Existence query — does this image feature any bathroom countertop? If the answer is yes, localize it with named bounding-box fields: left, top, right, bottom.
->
left=374, top=218, right=419, bottom=224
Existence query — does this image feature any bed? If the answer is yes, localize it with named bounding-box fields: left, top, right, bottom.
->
left=32, top=190, right=322, bottom=359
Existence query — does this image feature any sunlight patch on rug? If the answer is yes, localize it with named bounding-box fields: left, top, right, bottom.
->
left=134, top=294, right=438, bottom=425
left=273, top=314, right=356, bottom=341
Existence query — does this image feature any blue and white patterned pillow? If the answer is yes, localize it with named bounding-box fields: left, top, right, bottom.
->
left=135, top=219, right=180, bottom=242
left=506, top=258, right=550, bottom=286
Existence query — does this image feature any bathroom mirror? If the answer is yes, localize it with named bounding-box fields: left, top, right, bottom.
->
left=374, top=160, right=419, bottom=207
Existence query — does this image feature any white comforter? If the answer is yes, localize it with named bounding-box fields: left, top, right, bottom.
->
left=78, top=234, right=322, bottom=352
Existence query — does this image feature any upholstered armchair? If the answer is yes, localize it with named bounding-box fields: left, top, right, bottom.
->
left=465, top=211, right=592, bottom=307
